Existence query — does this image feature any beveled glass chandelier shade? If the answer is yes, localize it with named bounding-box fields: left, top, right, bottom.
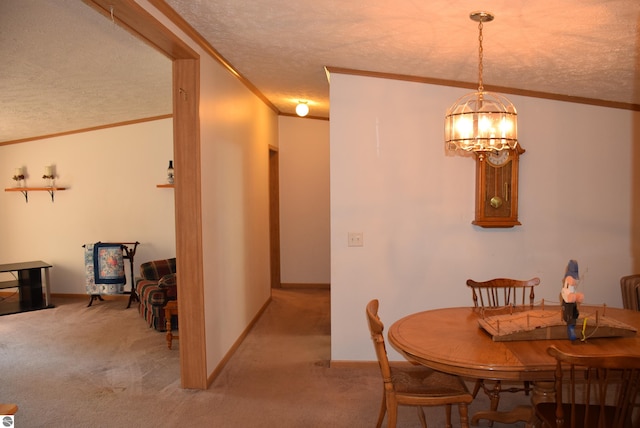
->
left=444, top=11, right=518, bottom=152
left=445, top=91, right=517, bottom=152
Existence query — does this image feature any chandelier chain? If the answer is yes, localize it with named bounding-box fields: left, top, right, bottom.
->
left=478, top=20, right=484, bottom=92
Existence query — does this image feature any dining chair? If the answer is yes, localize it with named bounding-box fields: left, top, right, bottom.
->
left=466, top=277, right=540, bottom=417
left=620, top=274, right=640, bottom=311
left=366, top=299, right=473, bottom=428
left=535, top=345, right=640, bottom=428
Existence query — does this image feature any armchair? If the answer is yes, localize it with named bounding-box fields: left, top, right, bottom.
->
left=135, top=258, right=177, bottom=331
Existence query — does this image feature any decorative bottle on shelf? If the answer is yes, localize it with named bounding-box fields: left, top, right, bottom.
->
left=167, top=160, right=174, bottom=184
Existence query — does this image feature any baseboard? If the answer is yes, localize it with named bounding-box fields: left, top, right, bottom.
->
left=51, top=293, right=129, bottom=300
left=0, top=291, right=132, bottom=302
left=206, top=294, right=273, bottom=387
left=330, top=360, right=413, bottom=369
left=280, top=283, right=330, bottom=290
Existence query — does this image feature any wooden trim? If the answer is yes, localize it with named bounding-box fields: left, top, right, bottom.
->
left=206, top=295, right=272, bottom=386
left=281, top=283, right=330, bottom=290
left=173, top=58, right=207, bottom=389
left=147, top=0, right=279, bottom=114
left=269, top=148, right=281, bottom=288
left=326, top=66, right=640, bottom=112
left=279, top=112, right=330, bottom=121
left=82, top=0, right=198, bottom=60
left=635, top=133, right=640, bottom=272
left=0, top=114, right=173, bottom=146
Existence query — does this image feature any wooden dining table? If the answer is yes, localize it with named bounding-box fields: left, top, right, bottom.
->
left=387, top=305, right=640, bottom=426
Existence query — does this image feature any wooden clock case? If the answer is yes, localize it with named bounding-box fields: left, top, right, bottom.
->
left=472, top=145, right=525, bottom=228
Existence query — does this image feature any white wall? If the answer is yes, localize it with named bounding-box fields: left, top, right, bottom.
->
left=141, top=3, right=278, bottom=376
left=329, top=72, right=638, bottom=361
left=278, top=116, right=330, bottom=285
left=0, top=118, right=176, bottom=293
left=199, top=54, right=277, bottom=371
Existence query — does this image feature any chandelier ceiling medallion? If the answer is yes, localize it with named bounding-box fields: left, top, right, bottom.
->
left=445, top=11, right=518, bottom=153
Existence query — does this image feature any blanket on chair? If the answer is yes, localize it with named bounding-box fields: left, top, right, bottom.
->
left=84, top=242, right=126, bottom=295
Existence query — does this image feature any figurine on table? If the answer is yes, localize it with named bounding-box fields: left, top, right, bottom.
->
left=561, top=259, right=585, bottom=341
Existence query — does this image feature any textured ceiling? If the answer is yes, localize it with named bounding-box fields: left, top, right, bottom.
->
left=166, top=0, right=640, bottom=117
left=2, top=0, right=639, bottom=144
left=0, top=0, right=172, bottom=144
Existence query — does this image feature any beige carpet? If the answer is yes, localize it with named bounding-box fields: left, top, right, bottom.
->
left=0, top=288, right=529, bottom=427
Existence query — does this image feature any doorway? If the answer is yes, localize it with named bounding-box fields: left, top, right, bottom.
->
left=269, top=147, right=281, bottom=288
left=85, top=0, right=205, bottom=389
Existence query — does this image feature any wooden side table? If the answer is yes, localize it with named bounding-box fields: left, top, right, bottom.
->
left=0, top=403, right=18, bottom=414
left=164, top=300, right=179, bottom=349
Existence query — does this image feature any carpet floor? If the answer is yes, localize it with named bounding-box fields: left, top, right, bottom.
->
left=0, top=288, right=529, bottom=427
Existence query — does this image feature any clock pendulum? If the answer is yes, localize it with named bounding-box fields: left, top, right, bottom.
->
left=490, top=165, right=503, bottom=209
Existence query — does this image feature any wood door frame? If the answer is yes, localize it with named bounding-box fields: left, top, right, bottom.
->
left=85, top=0, right=207, bottom=389
left=269, top=146, right=281, bottom=288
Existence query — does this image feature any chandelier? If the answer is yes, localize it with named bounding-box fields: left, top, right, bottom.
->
left=445, top=12, right=518, bottom=152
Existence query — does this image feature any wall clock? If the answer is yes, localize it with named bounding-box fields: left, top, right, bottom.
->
left=472, top=145, right=525, bottom=228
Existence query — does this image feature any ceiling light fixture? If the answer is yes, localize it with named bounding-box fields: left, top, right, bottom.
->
left=444, top=11, right=517, bottom=153
left=295, top=101, right=309, bottom=117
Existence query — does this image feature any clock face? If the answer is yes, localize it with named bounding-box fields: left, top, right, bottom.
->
left=487, top=150, right=510, bottom=167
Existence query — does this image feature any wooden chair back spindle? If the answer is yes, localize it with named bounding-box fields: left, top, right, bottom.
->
left=467, top=277, right=540, bottom=310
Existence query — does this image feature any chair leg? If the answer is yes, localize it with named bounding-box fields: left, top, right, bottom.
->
left=472, top=378, right=483, bottom=398
left=386, top=396, right=398, bottom=428
left=444, top=403, right=452, bottom=428
left=417, top=406, right=427, bottom=428
left=375, top=391, right=386, bottom=428
left=458, top=403, right=470, bottom=428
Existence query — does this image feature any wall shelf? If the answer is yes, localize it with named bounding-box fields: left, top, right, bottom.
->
left=156, top=184, right=174, bottom=188
left=4, top=187, right=67, bottom=202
